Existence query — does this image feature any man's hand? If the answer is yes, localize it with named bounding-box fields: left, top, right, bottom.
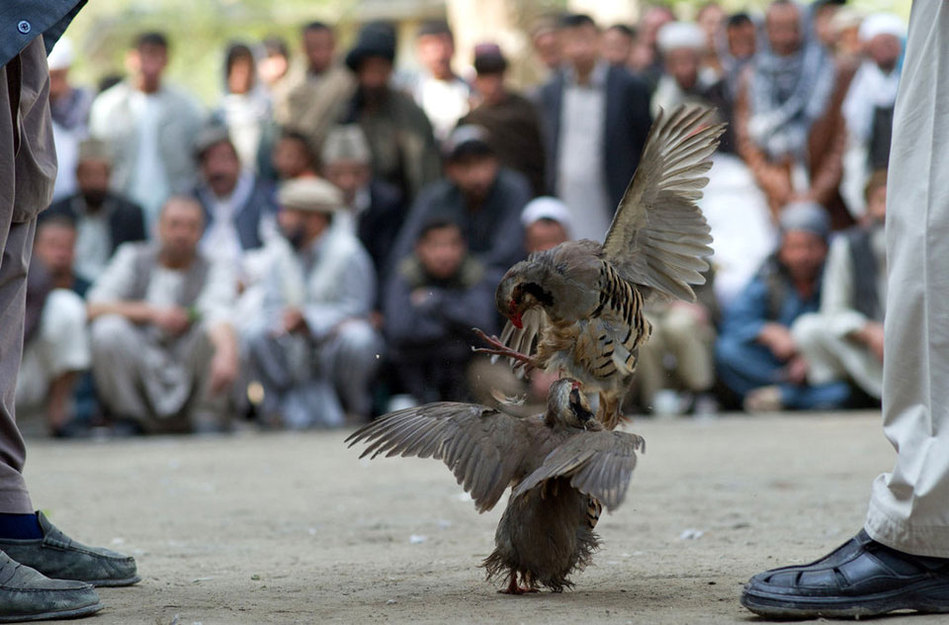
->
left=151, top=306, right=191, bottom=335
left=758, top=323, right=798, bottom=361
left=281, top=307, right=308, bottom=335
left=857, top=322, right=885, bottom=363
left=209, top=349, right=239, bottom=396
left=785, top=355, right=809, bottom=385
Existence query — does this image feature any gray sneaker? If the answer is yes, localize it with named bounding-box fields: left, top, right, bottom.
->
left=0, top=512, right=139, bottom=587
left=0, top=551, right=102, bottom=623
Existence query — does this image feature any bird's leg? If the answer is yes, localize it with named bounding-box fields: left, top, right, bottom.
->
left=471, top=328, right=536, bottom=371
left=498, top=571, right=538, bottom=595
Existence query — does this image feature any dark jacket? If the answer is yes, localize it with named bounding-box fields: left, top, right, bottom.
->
left=536, top=64, right=652, bottom=210
left=0, top=1, right=85, bottom=66
left=43, top=192, right=147, bottom=255
left=193, top=176, right=277, bottom=251
left=388, top=168, right=530, bottom=282
left=356, top=179, right=405, bottom=289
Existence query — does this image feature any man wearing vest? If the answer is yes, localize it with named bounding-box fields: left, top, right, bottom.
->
left=791, top=171, right=887, bottom=403
left=245, top=178, right=381, bottom=429
left=86, top=196, right=239, bottom=434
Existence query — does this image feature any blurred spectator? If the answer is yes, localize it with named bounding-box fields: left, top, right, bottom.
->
left=192, top=125, right=278, bottom=270
left=696, top=2, right=726, bottom=78
left=811, top=0, right=843, bottom=50
left=342, top=22, right=441, bottom=204
left=715, top=202, right=851, bottom=412
left=652, top=22, right=735, bottom=152
left=830, top=8, right=865, bottom=64
left=47, top=37, right=92, bottom=202
left=522, top=196, right=573, bottom=252
left=246, top=179, right=381, bottom=428
left=31, top=216, right=91, bottom=296
left=468, top=197, right=571, bottom=413
left=735, top=0, right=851, bottom=227
left=840, top=14, right=904, bottom=219
left=16, top=228, right=91, bottom=437
left=636, top=273, right=719, bottom=415
left=530, top=17, right=563, bottom=77
left=212, top=42, right=273, bottom=174
left=42, top=138, right=148, bottom=284
left=536, top=13, right=652, bottom=242
left=388, top=125, right=529, bottom=281
left=602, top=24, right=635, bottom=66
left=87, top=197, right=239, bottom=435
left=258, top=36, right=291, bottom=93
left=271, top=129, right=320, bottom=181
left=384, top=219, right=496, bottom=403
left=321, top=124, right=404, bottom=294
left=89, top=32, right=204, bottom=228
left=720, top=13, right=757, bottom=100
left=276, top=22, right=355, bottom=157
left=793, top=171, right=888, bottom=403
left=628, top=5, right=675, bottom=89
left=402, top=20, right=472, bottom=143
left=461, top=44, right=546, bottom=196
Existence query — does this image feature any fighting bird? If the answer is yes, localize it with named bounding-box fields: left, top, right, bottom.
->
left=345, top=378, right=644, bottom=594
left=475, top=105, right=725, bottom=428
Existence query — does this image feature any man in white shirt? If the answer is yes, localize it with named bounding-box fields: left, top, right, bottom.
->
left=89, top=32, right=203, bottom=228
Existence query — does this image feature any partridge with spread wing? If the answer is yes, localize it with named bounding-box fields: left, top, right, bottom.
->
left=475, top=105, right=725, bottom=428
left=346, top=378, right=644, bottom=594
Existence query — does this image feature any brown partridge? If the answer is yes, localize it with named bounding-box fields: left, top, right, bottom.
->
left=345, top=378, right=644, bottom=594
left=476, top=105, right=725, bottom=428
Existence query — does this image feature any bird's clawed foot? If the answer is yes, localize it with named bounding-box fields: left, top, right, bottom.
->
left=471, top=328, right=535, bottom=371
left=499, top=573, right=539, bottom=595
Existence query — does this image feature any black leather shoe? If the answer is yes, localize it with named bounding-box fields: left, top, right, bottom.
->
left=741, top=530, right=949, bottom=619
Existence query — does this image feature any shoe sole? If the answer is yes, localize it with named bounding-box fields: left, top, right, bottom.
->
left=0, top=600, right=103, bottom=623
left=88, top=574, right=141, bottom=587
left=741, top=579, right=949, bottom=619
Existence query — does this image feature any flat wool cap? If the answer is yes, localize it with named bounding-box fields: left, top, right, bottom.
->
left=278, top=178, right=343, bottom=213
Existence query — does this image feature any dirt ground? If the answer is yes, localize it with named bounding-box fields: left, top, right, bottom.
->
left=18, top=411, right=949, bottom=625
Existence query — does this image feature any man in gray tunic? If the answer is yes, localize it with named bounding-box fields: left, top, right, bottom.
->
left=87, top=196, right=239, bottom=435
left=742, top=0, right=949, bottom=618
left=0, top=2, right=140, bottom=620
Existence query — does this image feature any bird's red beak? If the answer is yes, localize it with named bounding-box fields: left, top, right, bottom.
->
left=508, top=300, right=523, bottom=329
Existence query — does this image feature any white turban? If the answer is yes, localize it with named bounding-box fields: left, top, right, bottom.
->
left=657, top=22, right=706, bottom=54
left=858, top=14, right=906, bottom=43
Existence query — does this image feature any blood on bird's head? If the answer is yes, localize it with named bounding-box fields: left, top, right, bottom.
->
left=508, top=300, right=523, bottom=328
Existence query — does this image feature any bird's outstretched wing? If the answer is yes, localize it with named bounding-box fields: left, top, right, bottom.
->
left=497, top=306, right=546, bottom=363
left=345, top=403, right=537, bottom=513
left=511, top=430, right=645, bottom=511
left=602, top=105, right=725, bottom=301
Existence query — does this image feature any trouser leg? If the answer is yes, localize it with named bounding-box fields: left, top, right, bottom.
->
left=325, top=320, right=381, bottom=419
left=635, top=312, right=668, bottom=407
left=90, top=315, right=151, bottom=422
left=0, top=219, right=34, bottom=513
left=664, top=307, right=715, bottom=393
left=865, top=0, right=949, bottom=556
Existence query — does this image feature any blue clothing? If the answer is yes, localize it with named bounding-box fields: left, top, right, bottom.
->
left=715, top=257, right=851, bottom=409
left=0, top=1, right=85, bottom=66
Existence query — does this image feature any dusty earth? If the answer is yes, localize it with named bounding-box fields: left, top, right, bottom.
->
left=19, top=411, right=949, bottom=624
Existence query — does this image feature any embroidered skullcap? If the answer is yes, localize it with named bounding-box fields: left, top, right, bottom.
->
left=858, top=14, right=906, bottom=43
left=657, top=22, right=706, bottom=53
left=521, top=196, right=574, bottom=238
